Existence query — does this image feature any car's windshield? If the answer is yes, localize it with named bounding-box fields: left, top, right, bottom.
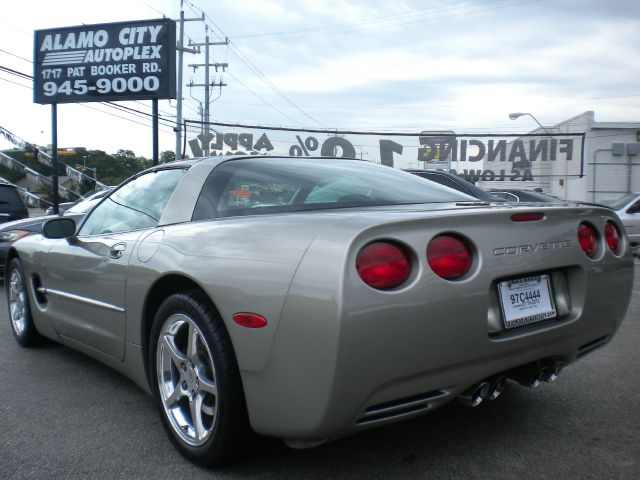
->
left=193, top=157, right=474, bottom=219
left=604, top=193, right=639, bottom=210
left=65, top=198, right=100, bottom=215
left=65, top=190, right=110, bottom=215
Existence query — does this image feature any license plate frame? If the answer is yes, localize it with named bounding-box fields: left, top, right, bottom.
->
left=497, top=274, right=557, bottom=329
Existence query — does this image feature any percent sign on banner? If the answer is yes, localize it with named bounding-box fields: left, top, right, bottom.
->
left=288, top=135, right=357, bottom=158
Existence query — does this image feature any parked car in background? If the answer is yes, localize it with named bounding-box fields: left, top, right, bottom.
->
left=0, top=183, right=28, bottom=223
left=603, top=192, right=640, bottom=248
left=0, top=189, right=108, bottom=280
left=405, top=169, right=497, bottom=202
left=489, top=189, right=565, bottom=203
left=45, top=201, right=74, bottom=215
left=45, top=188, right=111, bottom=215
left=6, top=156, right=634, bottom=466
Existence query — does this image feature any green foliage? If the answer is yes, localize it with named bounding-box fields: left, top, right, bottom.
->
left=160, top=150, right=176, bottom=163
left=66, top=147, right=154, bottom=186
left=0, top=164, right=25, bottom=183
left=4, top=150, right=53, bottom=175
left=3, top=146, right=161, bottom=189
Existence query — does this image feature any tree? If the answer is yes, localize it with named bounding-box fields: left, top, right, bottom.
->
left=160, top=150, right=175, bottom=163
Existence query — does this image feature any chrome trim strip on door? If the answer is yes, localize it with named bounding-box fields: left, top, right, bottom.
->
left=38, top=287, right=125, bottom=313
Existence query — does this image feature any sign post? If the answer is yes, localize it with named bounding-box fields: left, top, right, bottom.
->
left=51, top=104, right=59, bottom=214
left=33, top=18, right=176, bottom=208
left=152, top=98, right=159, bottom=165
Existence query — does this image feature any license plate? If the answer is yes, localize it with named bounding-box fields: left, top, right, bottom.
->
left=498, top=275, right=557, bottom=329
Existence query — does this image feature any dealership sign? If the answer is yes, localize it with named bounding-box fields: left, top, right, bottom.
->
left=34, top=19, right=176, bottom=104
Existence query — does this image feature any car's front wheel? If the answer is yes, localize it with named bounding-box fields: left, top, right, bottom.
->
left=149, top=291, right=251, bottom=466
left=6, top=257, right=43, bottom=347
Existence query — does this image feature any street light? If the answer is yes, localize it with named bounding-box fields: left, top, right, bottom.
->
left=79, top=154, right=97, bottom=184
left=508, top=112, right=552, bottom=134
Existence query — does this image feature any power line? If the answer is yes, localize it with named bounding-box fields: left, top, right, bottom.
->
left=0, top=76, right=32, bottom=89
left=227, top=40, right=327, bottom=126
left=179, top=1, right=297, bottom=125
left=184, top=0, right=326, bottom=127
left=0, top=64, right=176, bottom=135
left=135, top=0, right=169, bottom=18
left=224, top=70, right=301, bottom=124
left=0, top=48, right=31, bottom=63
left=232, top=0, right=541, bottom=44
left=79, top=103, right=175, bottom=135
left=0, top=64, right=31, bottom=80
left=233, top=0, right=504, bottom=39
left=1, top=43, right=190, bottom=123
left=208, top=90, right=640, bottom=110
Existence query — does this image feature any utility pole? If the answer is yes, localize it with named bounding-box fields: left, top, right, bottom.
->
left=189, top=26, right=229, bottom=156
left=175, top=0, right=202, bottom=159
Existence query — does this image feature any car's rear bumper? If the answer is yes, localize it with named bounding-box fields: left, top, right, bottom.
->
left=240, top=255, right=634, bottom=442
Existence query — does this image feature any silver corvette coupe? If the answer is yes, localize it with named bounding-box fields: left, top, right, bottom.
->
left=6, top=156, right=634, bottom=465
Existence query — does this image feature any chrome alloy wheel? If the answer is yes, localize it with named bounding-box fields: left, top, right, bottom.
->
left=156, top=313, right=219, bottom=446
left=8, top=267, right=27, bottom=336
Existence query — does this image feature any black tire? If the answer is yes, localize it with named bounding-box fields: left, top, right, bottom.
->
left=6, top=257, right=43, bottom=347
left=149, top=291, right=253, bottom=466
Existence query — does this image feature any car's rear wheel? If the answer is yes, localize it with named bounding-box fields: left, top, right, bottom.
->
left=6, top=257, right=43, bottom=347
left=150, top=291, right=252, bottom=466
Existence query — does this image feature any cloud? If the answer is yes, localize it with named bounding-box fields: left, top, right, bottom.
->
left=1, top=0, right=639, bottom=158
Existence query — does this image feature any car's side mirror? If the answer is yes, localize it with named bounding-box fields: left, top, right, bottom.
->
left=42, top=217, right=77, bottom=239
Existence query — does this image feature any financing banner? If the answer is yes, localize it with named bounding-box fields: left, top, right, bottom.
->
left=185, top=121, right=585, bottom=181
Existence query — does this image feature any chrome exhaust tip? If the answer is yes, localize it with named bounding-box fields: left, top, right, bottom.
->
left=488, top=377, right=507, bottom=400
left=458, top=381, right=491, bottom=407
left=536, top=367, right=549, bottom=385
left=514, top=363, right=548, bottom=387
left=543, top=362, right=564, bottom=382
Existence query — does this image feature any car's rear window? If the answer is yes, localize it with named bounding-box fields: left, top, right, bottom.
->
left=0, top=186, right=24, bottom=205
left=193, top=157, right=473, bottom=219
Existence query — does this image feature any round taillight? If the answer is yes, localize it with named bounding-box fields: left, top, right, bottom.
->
left=427, top=235, right=472, bottom=280
left=578, top=222, right=598, bottom=258
left=605, top=221, right=621, bottom=254
left=356, top=241, right=411, bottom=290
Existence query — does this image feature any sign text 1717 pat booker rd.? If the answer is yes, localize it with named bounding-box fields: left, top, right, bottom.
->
left=34, top=18, right=176, bottom=104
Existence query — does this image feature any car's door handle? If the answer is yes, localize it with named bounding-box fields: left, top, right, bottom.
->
left=109, top=242, right=127, bottom=259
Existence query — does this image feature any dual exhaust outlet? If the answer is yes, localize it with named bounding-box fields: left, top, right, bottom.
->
left=458, top=360, right=565, bottom=408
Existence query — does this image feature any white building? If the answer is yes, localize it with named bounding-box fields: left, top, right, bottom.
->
left=479, top=111, right=640, bottom=202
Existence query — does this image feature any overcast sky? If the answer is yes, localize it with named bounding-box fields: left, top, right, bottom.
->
left=0, top=0, right=638, bottom=158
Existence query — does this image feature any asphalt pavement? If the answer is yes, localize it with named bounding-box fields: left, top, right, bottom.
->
left=1, top=262, right=639, bottom=480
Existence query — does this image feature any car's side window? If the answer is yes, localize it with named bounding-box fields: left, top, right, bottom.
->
left=79, top=168, right=186, bottom=236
